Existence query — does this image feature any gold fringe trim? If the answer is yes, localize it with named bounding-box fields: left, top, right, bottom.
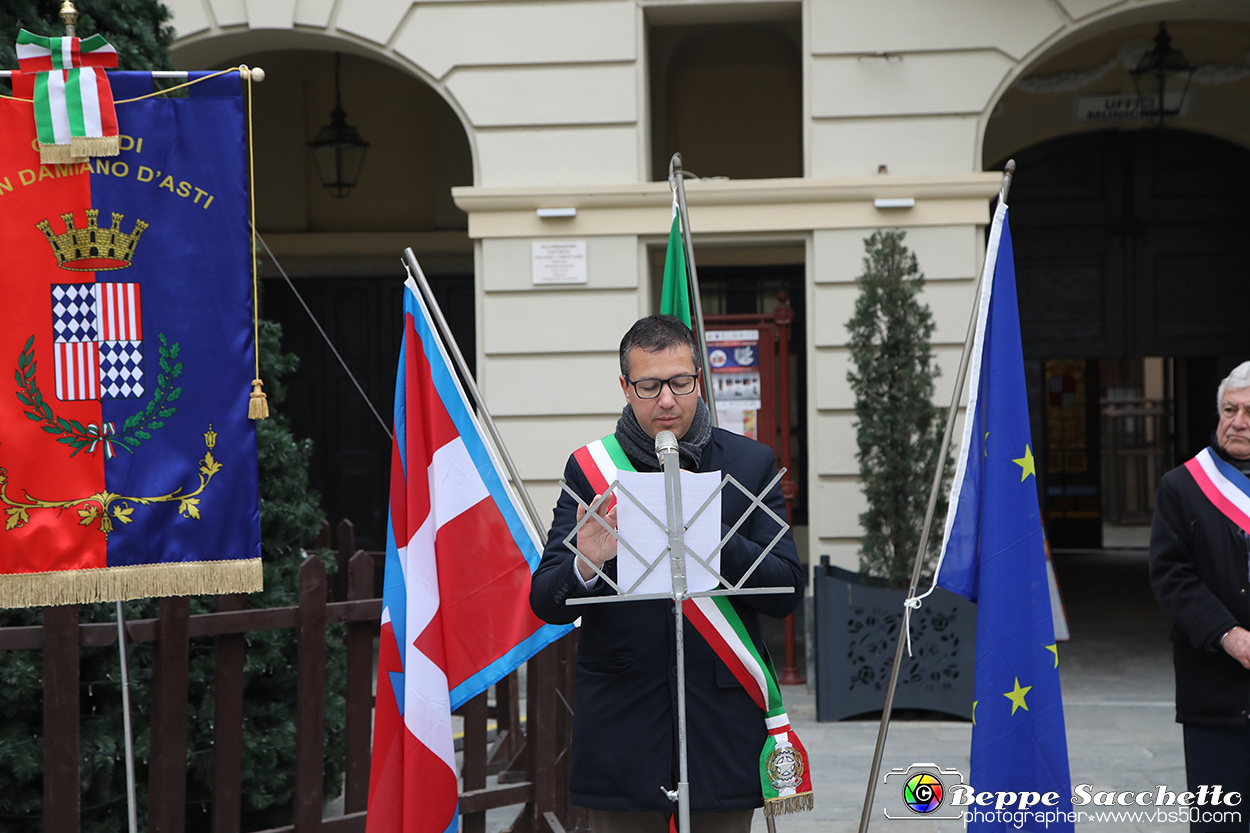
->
left=0, top=558, right=263, bottom=609
left=763, top=792, right=814, bottom=818
left=38, top=142, right=76, bottom=164
left=70, top=135, right=120, bottom=158
left=38, top=136, right=121, bottom=165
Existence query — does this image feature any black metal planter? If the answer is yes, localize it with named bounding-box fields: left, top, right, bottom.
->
left=814, top=558, right=976, bottom=722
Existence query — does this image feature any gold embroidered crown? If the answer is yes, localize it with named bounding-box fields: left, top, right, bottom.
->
left=36, top=209, right=148, bottom=271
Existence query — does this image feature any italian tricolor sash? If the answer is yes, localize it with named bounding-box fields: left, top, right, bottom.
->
left=573, top=435, right=814, bottom=816
left=15, top=30, right=120, bottom=164
left=1184, top=447, right=1250, bottom=535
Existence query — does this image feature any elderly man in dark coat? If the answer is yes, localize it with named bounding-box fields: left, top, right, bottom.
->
left=530, top=315, right=805, bottom=833
left=1151, top=360, right=1250, bottom=831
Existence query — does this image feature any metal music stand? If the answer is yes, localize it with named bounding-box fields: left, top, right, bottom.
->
left=561, top=433, right=794, bottom=833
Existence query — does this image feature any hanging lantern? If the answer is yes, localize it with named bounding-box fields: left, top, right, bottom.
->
left=309, top=53, right=369, bottom=198
left=1130, top=22, right=1195, bottom=126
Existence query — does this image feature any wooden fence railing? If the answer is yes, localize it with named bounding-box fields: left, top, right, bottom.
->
left=0, top=519, right=581, bottom=833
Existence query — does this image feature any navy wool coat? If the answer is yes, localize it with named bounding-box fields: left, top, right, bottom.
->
left=1150, top=451, right=1250, bottom=726
left=529, top=427, right=805, bottom=812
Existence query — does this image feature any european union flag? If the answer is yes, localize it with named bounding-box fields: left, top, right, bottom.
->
left=935, top=203, right=1074, bottom=832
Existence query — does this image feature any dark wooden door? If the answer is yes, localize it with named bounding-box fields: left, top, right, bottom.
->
left=1004, top=129, right=1250, bottom=360
left=1000, top=129, right=1250, bottom=547
left=262, top=274, right=474, bottom=551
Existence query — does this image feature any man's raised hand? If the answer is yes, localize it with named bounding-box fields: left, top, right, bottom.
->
left=575, top=490, right=618, bottom=581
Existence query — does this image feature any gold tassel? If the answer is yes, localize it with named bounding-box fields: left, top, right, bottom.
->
left=248, top=378, right=269, bottom=420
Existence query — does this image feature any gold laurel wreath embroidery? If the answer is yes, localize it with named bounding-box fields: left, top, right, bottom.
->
left=15, top=334, right=182, bottom=457
left=0, top=426, right=222, bottom=537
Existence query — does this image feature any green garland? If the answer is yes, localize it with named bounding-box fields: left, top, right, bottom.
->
left=15, top=333, right=181, bottom=457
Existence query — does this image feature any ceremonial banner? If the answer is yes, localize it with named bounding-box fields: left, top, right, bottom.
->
left=0, top=71, right=261, bottom=607
left=367, top=276, right=569, bottom=833
left=934, top=202, right=1074, bottom=833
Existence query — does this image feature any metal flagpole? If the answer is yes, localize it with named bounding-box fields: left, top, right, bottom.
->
left=668, top=154, right=719, bottom=427
left=53, top=2, right=140, bottom=827
left=116, top=602, right=139, bottom=833
left=854, top=161, right=1016, bottom=833
left=401, top=248, right=548, bottom=540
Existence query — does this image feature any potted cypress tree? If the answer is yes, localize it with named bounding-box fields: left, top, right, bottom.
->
left=814, top=230, right=975, bottom=721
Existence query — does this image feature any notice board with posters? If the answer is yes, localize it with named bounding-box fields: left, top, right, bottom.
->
left=705, top=327, right=776, bottom=448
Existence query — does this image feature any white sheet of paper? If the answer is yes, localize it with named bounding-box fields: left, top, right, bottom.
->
left=614, top=469, right=722, bottom=595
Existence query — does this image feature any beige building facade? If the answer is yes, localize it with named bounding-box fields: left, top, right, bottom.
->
left=164, top=0, right=1250, bottom=575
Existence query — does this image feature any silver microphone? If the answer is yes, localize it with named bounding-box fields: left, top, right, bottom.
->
left=655, top=430, right=679, bottom=465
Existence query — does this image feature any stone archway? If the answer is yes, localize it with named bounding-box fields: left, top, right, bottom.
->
left=170, top=36, right=476, bottom=550
left=992, top=128, right=1250, bottom=549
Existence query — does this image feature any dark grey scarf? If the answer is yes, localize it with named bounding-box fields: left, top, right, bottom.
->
left=1213, top=432, right=1250, bottom=476
left=615, top=398, right=713, bottom=472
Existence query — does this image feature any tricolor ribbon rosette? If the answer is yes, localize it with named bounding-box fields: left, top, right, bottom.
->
left=85, top=422, right=117, bottom=459
left=15, top=29, right=120, bottom=164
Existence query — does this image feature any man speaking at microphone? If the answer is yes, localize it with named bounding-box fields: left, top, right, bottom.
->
left=530, top=315, right=807, bottom=833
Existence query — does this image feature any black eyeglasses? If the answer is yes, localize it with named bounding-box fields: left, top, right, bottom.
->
left=626, top=373, right=699, bottom=399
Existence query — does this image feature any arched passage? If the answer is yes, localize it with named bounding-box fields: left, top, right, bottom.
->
left=977, top=6, right=1250, bottom=550
left=174, top=39, right=475, bottom=549
left=994, top=129, right=1250, bottom=548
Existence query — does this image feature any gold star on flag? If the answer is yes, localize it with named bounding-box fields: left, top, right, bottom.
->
left=1013, top=445, right=1036, bottom=482
left=1046, top=644, right=1059, bottom=668
left=1004, top=677, right=1032, bottom=714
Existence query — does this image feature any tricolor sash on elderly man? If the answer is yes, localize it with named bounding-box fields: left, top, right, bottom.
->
left=1184, top=447, right=1250, bottom=533
left=0, top=70, right=260, bottom=607
left=366, top=277, right=571, bottom=833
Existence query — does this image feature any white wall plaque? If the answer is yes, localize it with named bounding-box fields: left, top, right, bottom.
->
left=532, top=241, right=588, bottom=285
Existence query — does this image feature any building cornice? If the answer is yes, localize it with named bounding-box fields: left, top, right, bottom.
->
left=452, top=173, right=1003, bottom=238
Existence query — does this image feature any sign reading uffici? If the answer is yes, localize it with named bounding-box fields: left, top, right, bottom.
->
left=1074, top=91, right=1191, bottom=122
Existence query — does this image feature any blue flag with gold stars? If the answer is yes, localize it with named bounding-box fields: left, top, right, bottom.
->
left=935, top=202, right=1073, bottom=832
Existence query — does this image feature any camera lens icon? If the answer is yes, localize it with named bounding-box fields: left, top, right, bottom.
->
left=902, top=772, right=944, bottom=814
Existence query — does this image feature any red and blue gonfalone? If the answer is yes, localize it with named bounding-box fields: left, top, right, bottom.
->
left=366, top=277, right=570, bottom=833
left=0, top=71, right=260, bottom=605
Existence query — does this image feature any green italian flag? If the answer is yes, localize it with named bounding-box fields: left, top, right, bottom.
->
left=661, top=200, right=692, bottom=326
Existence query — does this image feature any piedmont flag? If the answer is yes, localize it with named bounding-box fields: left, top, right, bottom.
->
left=367, top=274, right=571, bottom=833
left=934, top=202, right=1074, bottom=833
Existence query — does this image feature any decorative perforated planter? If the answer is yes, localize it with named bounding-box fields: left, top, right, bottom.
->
left=814, top=559, right=975, bottom=722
